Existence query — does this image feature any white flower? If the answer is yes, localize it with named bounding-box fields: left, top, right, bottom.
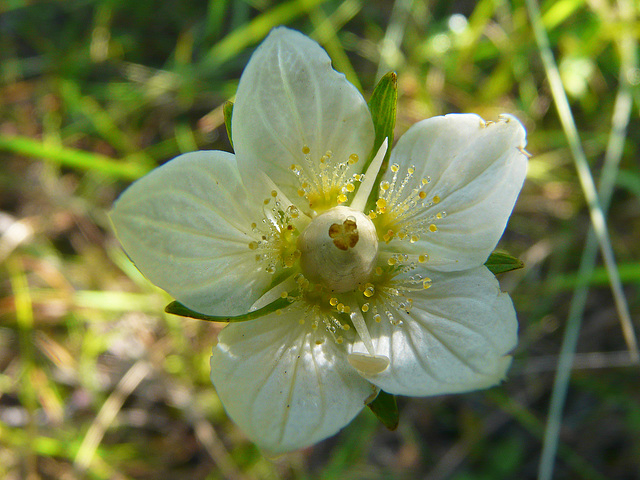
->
left=110, top=27, right=528, bottom=455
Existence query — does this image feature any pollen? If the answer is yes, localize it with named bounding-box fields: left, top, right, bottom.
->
left=363, top=283, right=375, bottom=298
left=289, top=145, right=362, bottom=211
left=247, top=194, right=303, bottom=274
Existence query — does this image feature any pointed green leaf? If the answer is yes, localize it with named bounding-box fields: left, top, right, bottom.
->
left=223, top=101, right=234, bottom=148
left=366, top=390, right=399, bottom=430
left=363, top=72, right=397, bottom=212
left=485, top=251, right=525, bottom=275
left=165, top=296, right=291, bottom=322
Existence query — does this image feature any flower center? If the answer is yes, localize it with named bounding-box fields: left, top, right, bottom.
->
left=297, top=206, right=378, bottom=293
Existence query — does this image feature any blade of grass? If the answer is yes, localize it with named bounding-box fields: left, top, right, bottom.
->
left=0, top=135, right=151, bottom=180
left=309, top=0, right=364, bottom=91
left=7, top=255, right=38, bottom=479
left=525, top=0, right=639, bottom=479
left=201, top=0, right=331, bottom=71
left=375, top=0, right=414, bottom=80
left=74, top=360, right=152, bottom=472
left=524, top=0, right=638, bottom=358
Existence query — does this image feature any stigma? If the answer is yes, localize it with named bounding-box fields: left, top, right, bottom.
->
left=297, top=206, right=378, bottom=293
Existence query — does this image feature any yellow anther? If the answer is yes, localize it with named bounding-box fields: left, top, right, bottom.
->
left=390, top=163, right=399, bottom=172
left=348, top=153, right=359, bottom=164
left=302, top=145, right=310, bottom=154
left=337, top=303, right=345, bottom=312
left=337, top=193, right=348, bottom=203
left=410, top=235, right=419, bottom=243
left=418, top=254, right=427, bottom=263
left=375, top=266, right=383, bottom=275
left=433, top=195, right=440, bottom=204
left=436, top=212, right=443, bottom=219
left=387, top=257, right=397, bottom=266
left=346, top=183, right=355, bottom=192
left=374, top=314, right=382, bottom=323
left=361, top=303, right=370, bottom=312
left=419, top=191, right=427, bottom=199
left=342, top=324, right=350, bottom=330
left=376, top=198, right=387, bottom=209
left=248, top=241, right=258, bottom=250
left=329, top=297, right=339, bottom=306
left=280, top=291, right=288, bottom=298
left=407, top=167, right=415, bottom=175
left=429, top=224, right=438, bottom=232
left=271, top=190, right=278, bottom=197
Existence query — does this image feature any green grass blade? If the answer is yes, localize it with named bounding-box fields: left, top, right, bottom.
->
left=0, top=135, right=150, bottom=180
left=201, top=0, right=331, bottom=71
left=525, top=0, right=639, bottom=479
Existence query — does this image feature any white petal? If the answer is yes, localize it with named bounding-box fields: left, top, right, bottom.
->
left=210, top=307, right=374, bottom=454
left=383, top=114, right=527, bottom=271
left=353, top=266, right=517, bottom=396
left=232, top=27, right=374, bottom=208
left=110, top=151, right=272, bottom=316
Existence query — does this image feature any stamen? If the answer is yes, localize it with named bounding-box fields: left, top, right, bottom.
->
left=347, top=352, right=390, bottom=374
left=247, top=191, right=305, bottom=274
left=290, top=145, right=365, bottom=211
left=348, top=301, right=376, bottom=355
left=350, top=139, right=388, bottom=211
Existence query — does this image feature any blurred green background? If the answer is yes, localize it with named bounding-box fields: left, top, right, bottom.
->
left=1, top=0, right=639, bottom=478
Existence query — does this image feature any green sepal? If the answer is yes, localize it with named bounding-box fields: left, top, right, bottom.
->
left=364, top=72, right=397, bottom=212
left=164, top=296, right=291, bottom=322
left=484, top=251, right=524, bottom=275
left=223, top=101, right=234, bottom=148
left=366, top=390, right=399, bottom=430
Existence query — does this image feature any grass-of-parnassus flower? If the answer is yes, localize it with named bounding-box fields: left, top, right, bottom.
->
left=110, top=27, right=528, bottom=454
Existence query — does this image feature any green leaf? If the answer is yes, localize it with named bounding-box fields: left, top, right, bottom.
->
left=364, top=72, right=397, bottom=212
left=485, top=251, right=524, bottom=275
left=165, top=296, right=291, bottom=322
left=366, top=390, right=399, bottom=430
left=223, top=101, right=234, bottom=148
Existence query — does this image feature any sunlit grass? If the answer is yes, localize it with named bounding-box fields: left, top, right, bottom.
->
left=1, top=0, right=638, bottom=478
